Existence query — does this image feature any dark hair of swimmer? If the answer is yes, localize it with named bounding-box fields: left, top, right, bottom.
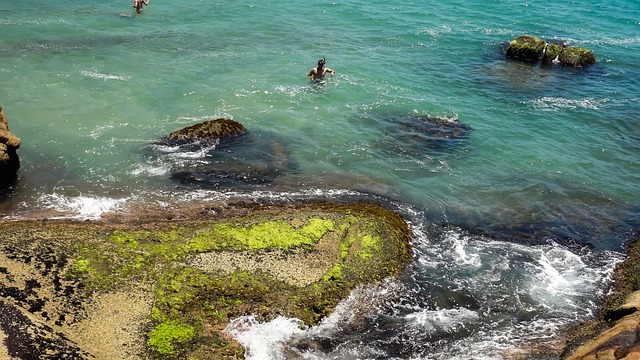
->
left=318, top=57, right=326, bottom=66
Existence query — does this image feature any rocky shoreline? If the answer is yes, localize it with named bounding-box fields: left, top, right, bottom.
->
left=556, top=236, right=640, bottom=360
left=0, top=200, right=412, bottom=359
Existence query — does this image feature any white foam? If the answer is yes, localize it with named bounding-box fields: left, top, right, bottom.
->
left=129, top=163, right=170, bottom=177
left=528, top=96, right=610, bottom=110
left=225, top=281, right=406, bottom=360
left=37, top=193, right=128, bottom=219
left=444, top=230, right=482, bottom=267
left=224, top=315, right=306, bottom=360
left=406, top=308, right=480, bottom=334
left=172, top=188, right=361, bottom=203
left=79, top=70, right=130, bottom=81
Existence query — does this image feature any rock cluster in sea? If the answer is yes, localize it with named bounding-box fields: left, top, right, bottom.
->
left=505, top=35, right=596, bottom=68
left=0, top=103, right=21, bottom=188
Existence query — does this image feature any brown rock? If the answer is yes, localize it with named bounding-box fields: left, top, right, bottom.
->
left=0, top=104, right=21, bottom=187
left=168, top=118, right=245, bottom=142
left=567, top=291, right=640, bottom=359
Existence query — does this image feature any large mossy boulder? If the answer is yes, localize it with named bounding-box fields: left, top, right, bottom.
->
left=0, top=200, right=412, bottom=359
left=542, top=43, right=562, bottom=64
left=168, top=118, right=246, bottom=143
left=505, top=35, right=547, bottom=62
left=558, top=46, right=596, bottom=68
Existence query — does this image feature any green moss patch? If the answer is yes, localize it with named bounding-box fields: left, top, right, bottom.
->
left=558, top=46, right=596, bottom=67
left=505, top=35, right=546, bottom=62
left=147, top=321, right=196, bottom=357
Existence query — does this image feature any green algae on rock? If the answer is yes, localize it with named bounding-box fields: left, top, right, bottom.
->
left=0, top=201, right=412, bottom=359
left=557, top=46, right=596, bottom=68
left=168, top=118, right=246, bottom=142
left=505, top=35, right=596, bottom=68
left=542, top=43, right=561, bottom=64
left=505, top=35, right=547, bottom=63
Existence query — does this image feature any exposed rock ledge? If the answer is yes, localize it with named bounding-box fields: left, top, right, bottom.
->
left=521, top=236, right=640, bottom=359
left=0, top=200, right=412, bottom=359
left=559, top=237, right=640, bottom=360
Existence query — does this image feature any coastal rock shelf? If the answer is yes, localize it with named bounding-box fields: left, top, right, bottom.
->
left=0, top=200, right=412, bottom=359
left=559, top=236, right=640, bottom=360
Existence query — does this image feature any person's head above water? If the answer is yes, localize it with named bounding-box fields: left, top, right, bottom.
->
left=307, top=56, right=334, bottom=81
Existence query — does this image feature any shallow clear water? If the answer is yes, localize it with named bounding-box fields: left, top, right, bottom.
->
left=1, top=0, right=639, bottom=358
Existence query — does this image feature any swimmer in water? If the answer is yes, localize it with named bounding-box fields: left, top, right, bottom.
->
left=132, top=0, right=149, bottom=13
left=307, top=57, right=335, bottom=82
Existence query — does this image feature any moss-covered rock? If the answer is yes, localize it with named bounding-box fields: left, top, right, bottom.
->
left=558, top=46, right=596, bottom=68
left=505, top=35, right=547, bottom=62
left=0, top=200, right=412, bottom=359
left=542, top=43, right=562, bottom=64
left=505, top=36, right=596, bottom=68
left=168, top=118, right=246, bottom=142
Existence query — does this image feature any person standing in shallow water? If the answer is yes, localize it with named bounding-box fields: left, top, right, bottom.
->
left=307, top=57, right=335, bottom=82
left=132, top=0, right=149, bottom=13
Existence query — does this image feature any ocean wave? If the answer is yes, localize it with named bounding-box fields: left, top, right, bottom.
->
left=129, top=163, right=170, bottom=177
left=35, top=193, right=129, bottom=220
left=79, top=70, right=130, bottom=81
left=406, top=308, right=481, bottom=335
left=225, top=315, right=306, bottom=359
left=0, top=19, right=68, bottom=26
left=528, top=96, right=610, bottom=110
left=583, top=36, right=640, bottom=46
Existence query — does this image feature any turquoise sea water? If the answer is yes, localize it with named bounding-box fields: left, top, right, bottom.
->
left=1, top=0, right=639, bottom=358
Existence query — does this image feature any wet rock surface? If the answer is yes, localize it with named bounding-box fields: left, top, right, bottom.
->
left=560, top=237, right=640, bottom=360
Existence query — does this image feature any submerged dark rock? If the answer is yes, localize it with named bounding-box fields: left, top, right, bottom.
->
left=386, top=113, right=473, bottom=155
left=169, top=134, right=294, bottom=188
